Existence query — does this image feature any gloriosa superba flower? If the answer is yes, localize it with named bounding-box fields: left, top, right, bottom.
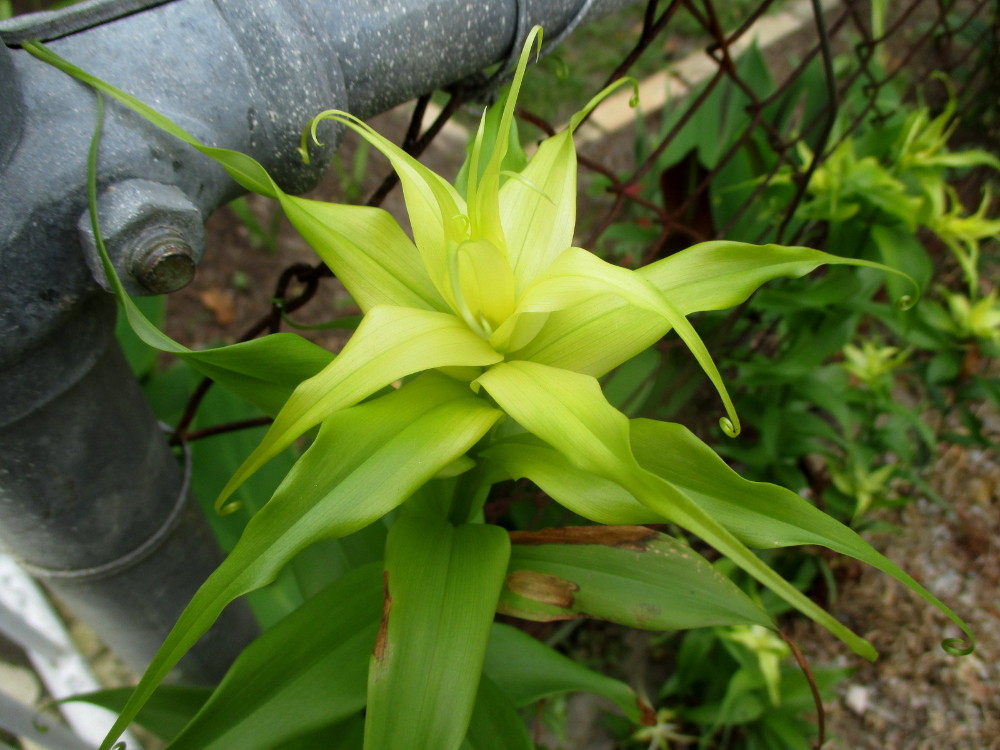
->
left=25, top=28, right=973, bottom=750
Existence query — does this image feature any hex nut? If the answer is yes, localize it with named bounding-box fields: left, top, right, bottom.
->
left=78, top=179, right=205, bottom=296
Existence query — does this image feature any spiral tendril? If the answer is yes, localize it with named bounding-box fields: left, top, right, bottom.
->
left=719, top=416, right=740, bottom=438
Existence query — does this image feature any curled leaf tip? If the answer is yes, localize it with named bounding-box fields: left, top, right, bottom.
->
left=719, top=416, right=740, bottom=438
left=942, top=636, right=975, bottom=656
left=896, top=293, right=917, bottom=311
left=216, top=499, right=244, bottom=516
left=530, top=25, right=544, bottom=60
left=627, top=78, right=640, bottom=109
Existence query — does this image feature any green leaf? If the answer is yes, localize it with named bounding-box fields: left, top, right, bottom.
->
left=498, top=526, right=774, bottom=631
left=630, top=418, right=974, bottom=655
left=167, top=564, right=382, bottom=750
left=59, top=685, right=212, bottom=742
left=217, top=306, right=502, bottom=511
left=461, top=675, right=535, bottom=750
left=483, top=623, right=644, bottom=724
left=476, top=361, right=878, bottom=659
left=24, top=43, right=281, bottom=198
left=280, top=714, right=365, bottom=750
left=177, top=336, right=335, bottom=417
left=98, top=375, right=502, bottom=750
left=365, top=514, right=510, bottom=750
left=869, top=223, right=933, bottom=305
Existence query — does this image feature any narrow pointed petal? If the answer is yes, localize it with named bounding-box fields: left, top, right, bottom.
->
left=280, top=197, right=445, bottom=313
left=640, top=241, right=919, bottom=314
left=500, top=75, right=638, bottom=293
left=305, top=110, right=468, bottom=307
left=500, top=132, right=577, bottom=295
left=467, top=28, right=542, bottom=256
left=217, top=306, right=502, bottom=511
left=503, top=247, right=740, bottom=435
left=516, top=242, right=918, bottom=377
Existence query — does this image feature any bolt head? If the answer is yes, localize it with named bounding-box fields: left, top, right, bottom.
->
left=129, top=227, right=197, bottom=294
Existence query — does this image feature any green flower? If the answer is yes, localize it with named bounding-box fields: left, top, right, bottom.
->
left=25, top=31, right=973, bottom=750
left=944, top=289, right=1000, bottom=342
left=843, top=339, right=909, bottom=389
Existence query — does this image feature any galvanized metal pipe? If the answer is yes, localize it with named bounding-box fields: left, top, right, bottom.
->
left=0, top=0, right=635, bottom=677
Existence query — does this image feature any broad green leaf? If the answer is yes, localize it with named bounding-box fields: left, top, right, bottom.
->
left=59, top=686, right=212, bottom=742
left=476, top=361, right=877, bottom=659
left=167, top=564, right=382, bottom=750
left=279, top=714, right=365, bottom=750
left=461, top=675, right=534, bottom=750
left=630, top=418, right=974, bottom=654
left=98, top=376, right=502, bottom=750
left=365, top=514, right=510, bottom=750
left=279, top=198, right=445, bottom=313
left=483, top=623, right=644, bottom=724
left=499, top=526, right=774, bottom=631
left=217, top=306, right=502, bottom=511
